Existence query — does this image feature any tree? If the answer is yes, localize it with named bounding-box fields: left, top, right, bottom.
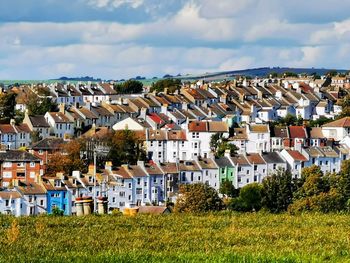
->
left=261, top=169, right=295, bottom=213
left=229, top=183, right=262, bottom=212
left=150, top=78, right=182, bottom=93
left=0, top=92, right=16, bottom=121
left=107, top=129, right=146, bottom=167
left=26, top=92, right=57, bottom=115
left=219, top=179, right=238, bottom=198
left=210, top=133, right=238, bottom=158
left=30, top=131, right=42, bottom=144
left=288, top=165, right=343, bottom=213
left=174, top=183, right=224, bottom=213
left=46, top=140, right=85, bottom=176
left=114, top=80, right=143, bottom=94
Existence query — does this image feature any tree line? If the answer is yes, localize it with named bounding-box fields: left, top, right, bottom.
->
left=175, top=162, right=350, bottom=214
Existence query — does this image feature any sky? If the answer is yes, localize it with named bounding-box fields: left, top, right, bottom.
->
left=0, top=0, right=350, bottom=80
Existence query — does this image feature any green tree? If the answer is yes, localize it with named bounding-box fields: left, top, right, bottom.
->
left=210, top=133, right=238, bottom=158
left=27, top=92, right=57, bottom=115
left=219, top=179, right=238, bottom=198
left=229, top=183, right=262, bottom=212
left=107, top=129, right=146, bottom=167
left=262, top=169, right=295, bottom=213
left=30, top=131, right=42, bottom=144
left=114, top=80, right=143, bottom=94
left=150, top=78, right=182, bottom=93
left=0, top=92, right=16, bottom=121
left=174, top=183, right=224, bottom=213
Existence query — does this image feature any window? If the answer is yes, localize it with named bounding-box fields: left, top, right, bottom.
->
left=194, top=142, right=198, bottom=149
left=150, top=141, right=153, bottom=147
left=3, top=162, right=11, bottom=167
left=254, top=175, right=257, bottom=182
left=254, top=165, right=257, bottom=171
left=273, top=164, right=277, bottom=169
left=326, top=161, right=329, bottom=165
left=137, top=178, right=141, bottom=185
left=112, top=197, right=116, bottom=203
left=88, top=176, right=94, bottom=183
left=128, top=195, right=131, bottom=200
left=295, top=165, right=298, bottom=169
left=144, top=182, right=147, bottom=187
left=247, top=170, right=250, bottom=175
left=54, top=180, right=61, bottom=187
left=119, top=192, right=125, bottom=197
left=320, top=161, right=323, bottom=165
left=182, top=172, right=186, bottom=182
left=144, top=194, right=147, bottom=199
left=30, top=162, right=35, bottom=167
left=128, top=183, right=132, bottom=189
left=17, top=162, right=24, bottom=167
left=158, top=152, right=162, bottom=158
left=238, top=167, right=242, bottom=172
left=40, top=200, right=44, bottom=206
left=198, top=176, right=201, bottom=181
left=136, top=188, right=142, bottom=195
left=158, top=141, right=162, bottom=147
left=153, top=178, right=156, bottom=183
left=192, top=132, right=195, bottom=138
left=190, top=172, right=194, bottom=181
left=246, top=178, right=250, bottom=183
left=119, top=202, right=125, bottom=207
left=5, top=200, right=9, bottom=206
left=3, top=171, right=12, bottom=178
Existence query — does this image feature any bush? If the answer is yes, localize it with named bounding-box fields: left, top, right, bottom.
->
left=51, top=207, right=64, bottom=216
left=228, top=183, right=262, bottom=212
left=174, top=183, right=224, bottom=213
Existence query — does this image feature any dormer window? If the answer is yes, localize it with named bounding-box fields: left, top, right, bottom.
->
left=89, top=176, right=94, bottom=183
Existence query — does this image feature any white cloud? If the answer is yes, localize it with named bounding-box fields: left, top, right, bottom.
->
left=86, top=0, right=144, bottom=9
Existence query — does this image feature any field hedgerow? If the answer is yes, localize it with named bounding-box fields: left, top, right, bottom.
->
left=0, top=212, right=350, bottom=262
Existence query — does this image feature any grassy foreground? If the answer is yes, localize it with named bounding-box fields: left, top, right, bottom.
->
left=0, top=212, right=350, bottom=262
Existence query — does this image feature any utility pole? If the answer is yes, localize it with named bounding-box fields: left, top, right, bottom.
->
left=93, top=148, right=97, bottom=213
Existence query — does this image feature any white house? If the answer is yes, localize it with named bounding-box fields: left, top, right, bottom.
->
left=246, top=124, right=270, bottom=153
left=280, top=149, right=308, bottom=178
left=322, top=117, right=350, bottom=141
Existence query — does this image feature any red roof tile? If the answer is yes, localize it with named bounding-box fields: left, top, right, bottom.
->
left=287, top=150, right=308, bottom=161
left=288, top=126, right=307, bottom=139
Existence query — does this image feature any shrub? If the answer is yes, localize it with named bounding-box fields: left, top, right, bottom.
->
left=174, top=183, right=224, bottom=213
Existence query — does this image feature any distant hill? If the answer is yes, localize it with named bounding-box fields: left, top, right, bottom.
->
left=55, top=76, right=102, bottom=82
left=179, top=67, right=349, bottom=80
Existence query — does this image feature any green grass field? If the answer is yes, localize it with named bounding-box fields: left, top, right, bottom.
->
left=0, top=212, right=350, bottom=262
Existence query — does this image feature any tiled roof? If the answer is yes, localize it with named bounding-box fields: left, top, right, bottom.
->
left=0, top=150, right=41, bottom=161
left=250, top=124, right=269, bottom=133
left=214, top=157, right=233, bottom=168
left=0, top=190, right=21, bottom=199
left=231, top=155, right=250, bottom=165
left=178, top=160, right=201, bottom=171
left=48, top=112, right=73, bottom=123
left=188, top=121, right=207, bottom=132
left=273, top=126, right=288, bottom=138
left=261, top=152, right=285, bottom=164
left=113, top=166, right=132, bottom=179
left=16, top=181, right=46, bottom=195
left=246, top=153, right=266, bottom=165
left=288, top=126, right=307, bottom=138
left=167, top=130, right=186, bottom=141
left=322, top=117, right=350, bottom=128
left=286, top=150, right=308, bottom=161
left=310, top=127, right=324, bottom=139
left=144, top=162, right=163, bottom=175
left=0, top=124, right=16, bottom=133
left=197, top=158, right=217, bottom=169
left=29, top=115, right=50, bottom=127
left=78, top=108, right=98, bottom=119
left=30, top=137, right=65, bottom=150
left=159, top=162, right=178, bottom=174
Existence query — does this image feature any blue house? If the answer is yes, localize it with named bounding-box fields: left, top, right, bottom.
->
left=42, top=176, right=71, bottom=215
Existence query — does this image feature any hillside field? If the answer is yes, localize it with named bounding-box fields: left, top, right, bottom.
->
left=0, top=212, right=350, bottom=262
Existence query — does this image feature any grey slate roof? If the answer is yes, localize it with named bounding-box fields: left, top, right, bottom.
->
left=0, top=150, right=41, bottom=162
left=214, top=157, right=233, bottom=168
left=29, top=115, right=50, bottom=127
left=261, top=152, right=285, bottom=164
left=30, top=137, right=65, bottom=150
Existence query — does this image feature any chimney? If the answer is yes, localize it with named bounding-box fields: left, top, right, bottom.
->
left=10, top=119, right=16, bottom=126
left=34, top=173, right=42, bottom=184
left=88, top=164, right=95, bottom=175
left=72, top=170, right=81, bottom=178
left=164, top=88, right=168, bottom=95
left=12, top=179, right=19, bottom=187
left=224, top=149, right=231, bottom=158
left=105, top=161, right=112, bottom=172
left=140, top=107, right=147, bottom=120
left=56, top=172, right=64, bottom=180
left=59, top=103, right=65, bottom=114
